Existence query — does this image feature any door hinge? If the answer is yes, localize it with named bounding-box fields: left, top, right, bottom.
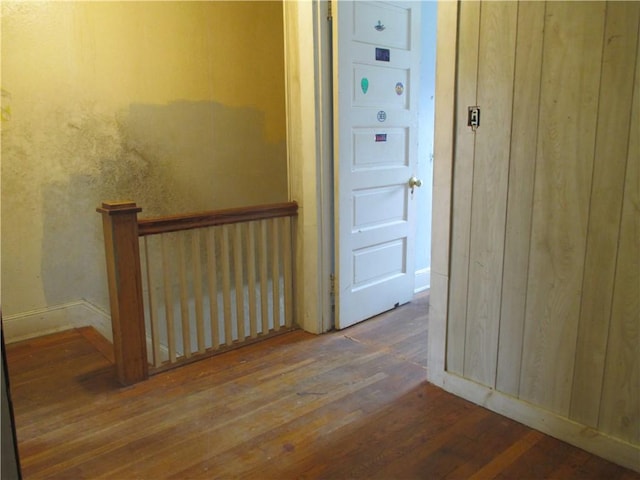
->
left=329, top=273, right=336, bottom=295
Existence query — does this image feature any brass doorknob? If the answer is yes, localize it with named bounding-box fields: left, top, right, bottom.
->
left=408, top=176, right=422, bottom=189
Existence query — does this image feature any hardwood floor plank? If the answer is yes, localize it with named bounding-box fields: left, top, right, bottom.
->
left=5, top=296, right=638, bottom=479
left=77, top=326, right=115, bottom=363
left=493, top=436, right=561, bottom=479
left=547, top=448, right=594, bottom=479
left=442, top=414, right=531, bottom=478
left=467, top=430, right=544, bottom=480
left=171, top=368, right=432, bottom=479
left=87, top=344, right=404, bottom=477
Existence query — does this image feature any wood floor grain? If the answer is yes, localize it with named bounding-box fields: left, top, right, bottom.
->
left=5, top=293, right=638, bottom=479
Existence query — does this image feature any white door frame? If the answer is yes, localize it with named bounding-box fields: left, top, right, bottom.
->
left=284, top=0, right=427, bottom=334
left=283, top=0, right=334, bottom=334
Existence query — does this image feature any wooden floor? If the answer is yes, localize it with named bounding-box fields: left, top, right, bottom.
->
left=5, top=293, right=639, bottom=479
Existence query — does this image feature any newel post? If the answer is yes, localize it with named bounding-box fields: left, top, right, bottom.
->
left=97, top=201, right=148, bottom=385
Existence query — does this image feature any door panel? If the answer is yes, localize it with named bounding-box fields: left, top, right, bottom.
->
left=353, top=238, right=406, bottom=288
left=353, top=65, right=409, bottom=108
left=353, top=185, right=407, bottom=230
left=334, top=1, right=421, bottom=329
left=353, top=2, right=411, bottom=49
left=353, top=128, right=408, bottom=169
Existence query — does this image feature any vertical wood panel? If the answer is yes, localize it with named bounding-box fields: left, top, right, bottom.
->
left=429, top=0, right=459, bottom=386
left=205, top=228, right=220, bottom=350
left=446, top=0, right=639, bottom=455
left=520, top=2, right=606, bottom=414
left=247, top=222, right=258, bottom=338
left=221, top=225, right=233, bottom=344
left=447, top=0, right=480, bottom=376
left=570, top=2, right=640, bottom=427
left=161, top=234, right=176, bottom=363
left=143, top=237, right=162, bottom=367
left=192, top=230, right=206, bottom=354
left=283, top=217, right=294, bottom=328
left=463, top=1, right=517, bottom=387
left=234, top=223, right=246, bottom=341
left=271, top=219, right=281, bottom=330
left=496, top=1, right=545, bottom=396
left=598, top=24, right=640, bottom=444
left=177, top=234, right=191, bottom=358
left=259, top=220, right=269, bottom=334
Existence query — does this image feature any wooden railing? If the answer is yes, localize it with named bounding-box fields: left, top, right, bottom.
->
left=97, top=201, right=298, bottom=385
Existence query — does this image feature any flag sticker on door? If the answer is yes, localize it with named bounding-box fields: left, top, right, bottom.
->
left=375, top=133, right=387, bottom=142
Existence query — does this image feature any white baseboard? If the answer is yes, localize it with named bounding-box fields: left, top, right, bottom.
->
left=438, top=372, right=640, bottom=473
left=414, top=267, right=431, bottom=293
left=2, top=301, right=112, bottom=344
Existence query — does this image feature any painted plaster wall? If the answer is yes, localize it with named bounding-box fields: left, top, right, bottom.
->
left=1, top=2, right=288, bottom=319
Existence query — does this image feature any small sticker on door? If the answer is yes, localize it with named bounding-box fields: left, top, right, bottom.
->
left=361, top=78, right=369, bottom=94
left=375, top=48, right=390, bottom=62
left=395, top=82, right=404, bottom=95
left=377, top=111, right=387, bottom=122
left=375, top=133, right=387, bottom=142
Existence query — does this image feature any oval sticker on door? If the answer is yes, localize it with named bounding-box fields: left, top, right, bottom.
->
left=377, top=110, right=387, bottom=122
left=361, top=78, right=369, bottom=94
left=395, top=82, right=404, bottom=95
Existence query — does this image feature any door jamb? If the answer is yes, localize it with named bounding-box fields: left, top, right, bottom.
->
left=283, top=0, right=334, bottom=334
left=315, top=0, right=335, bottom=333
left=427, top=0, right=457, bottom=386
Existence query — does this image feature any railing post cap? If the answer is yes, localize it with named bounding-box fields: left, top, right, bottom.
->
left=97, top=201, right=142, bottom=215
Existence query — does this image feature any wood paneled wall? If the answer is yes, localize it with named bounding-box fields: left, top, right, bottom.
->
left=448, top=1, right=639, bottom=446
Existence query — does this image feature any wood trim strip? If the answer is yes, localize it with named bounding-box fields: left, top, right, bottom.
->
left=271, top=220, right=281, bottom=331
left=283, top=217, right=294, bottom=328
left=233, top=223, right=246, bottom=341
left=259, top=220, right=270, bottom=335
left=138, top=202, right=298, bottom=236
left=161, top=235, right=177, bottom=364
left=221, top=226, right=233, bottom=345
left=192, top=230, right=206, bottom=355
left=143, top=237, right=162, bottom=368
left=177, top=236, right=191, bottom=359
left=247, top=222, right=258, bottom=339
left=205, top=228, right=220, bottom=350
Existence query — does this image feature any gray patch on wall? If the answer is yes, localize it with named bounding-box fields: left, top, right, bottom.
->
left=33, top=100, right=287, bottom=312
left=118, top=101, right=288, bottom=214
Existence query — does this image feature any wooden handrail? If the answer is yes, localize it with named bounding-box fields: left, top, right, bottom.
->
left=138, top=202, right=298, bottom=236
left=97, top=200, right=299, bottom=385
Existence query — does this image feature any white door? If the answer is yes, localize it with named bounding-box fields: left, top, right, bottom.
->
left=334, top=1, right=422, bottom=329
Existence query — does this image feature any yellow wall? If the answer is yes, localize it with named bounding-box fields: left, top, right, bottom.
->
left=1, top=1, right=288, bottom=317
